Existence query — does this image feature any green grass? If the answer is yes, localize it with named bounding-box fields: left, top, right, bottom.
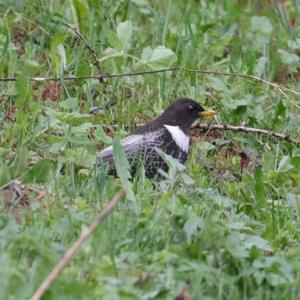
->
left=0, top=0, right=300, bottom=299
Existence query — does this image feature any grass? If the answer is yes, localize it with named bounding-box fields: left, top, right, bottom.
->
left=0, top=0, right=300, bottom=299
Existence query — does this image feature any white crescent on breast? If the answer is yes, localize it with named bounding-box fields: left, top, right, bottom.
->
left=163, top=124, right=189, bottom=152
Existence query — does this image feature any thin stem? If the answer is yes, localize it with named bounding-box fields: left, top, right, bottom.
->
left=192, top=123, right=300, bottom=147
left=30, top=189, right=126, bottom=300
left=64, top=22, right=101, bottom=72
left=0, top=67, right=299, bottom=97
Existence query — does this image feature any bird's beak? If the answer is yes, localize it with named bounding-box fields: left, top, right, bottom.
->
left=199, top=109, right=217, bottom=116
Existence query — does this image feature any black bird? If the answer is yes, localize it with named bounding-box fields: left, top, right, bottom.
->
left=97, top=98, right=216, bottom=179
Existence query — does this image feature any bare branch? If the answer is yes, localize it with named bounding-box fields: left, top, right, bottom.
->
left=0, top=67, right=299, bottom=98
left=192, top=123, right=300, bottom=147
left=30, top=189, right=126, bottom=300
left=64, top=22, right=101, bottom=72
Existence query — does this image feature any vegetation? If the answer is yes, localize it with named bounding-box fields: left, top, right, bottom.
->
left=0, top=1, right=300, bottom=299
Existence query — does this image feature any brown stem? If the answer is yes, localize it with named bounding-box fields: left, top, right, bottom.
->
left=30, top=189, right=126, bottom=300
left=192, top=123, right=300, bottom=147
left=64, top=22, right=101, bottom=72
left=0, top=67, right=299, bottom=97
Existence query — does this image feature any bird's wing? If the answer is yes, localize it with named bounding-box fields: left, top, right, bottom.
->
left=96, top=134, right=144, bottom=165
left=96, top=130, right=164, bottom=166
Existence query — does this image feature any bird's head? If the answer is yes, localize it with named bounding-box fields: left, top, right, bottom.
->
left=159, top=98, right=216, bottom=132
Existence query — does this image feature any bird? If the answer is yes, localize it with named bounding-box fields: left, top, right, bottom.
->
left=96, top=98, right=216, bottom=179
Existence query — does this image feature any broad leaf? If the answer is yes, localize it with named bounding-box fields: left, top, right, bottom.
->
left=117, top=21, right=132, bottom=49
left=208, top=76, right=227, bottom=91
left=255, top=56, right=267, bottom=76
left=95, top=126, right=113, bottom=144
left=46, top=109, right=91, bottom=126
left=59, top=98, right=78, bottom=110
left=251, top=16, right=273, bottom=34
left=75, top=60, right=91, bottom=77
left=288, top=39, right=300, bottom=50
left=113, top=138, right=134, bottom=200
left=277, top=156, right=293, bottom=173
left=23, top=159, right=55, bottom=183
left=143, top=45, right=177, bottom=69
left=65, top=148, right=95, bottom=167
left=184, top=212, right=204, bottom=242
left=244, top=235, right=272, bottom=252
left=222, top=96, right=251, bottom=110
left=278, top=49, right=300, bottom=65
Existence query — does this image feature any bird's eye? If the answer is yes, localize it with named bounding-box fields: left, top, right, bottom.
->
left=188, top=105, right=194, bottom=110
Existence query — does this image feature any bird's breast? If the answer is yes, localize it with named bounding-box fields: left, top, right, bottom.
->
left=163, top=124, right=189, bottom=152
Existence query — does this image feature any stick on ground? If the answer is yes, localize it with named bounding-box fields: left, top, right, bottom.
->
left=30, top=189, right=126, bottom=300
left=192, top=123, right=300, bottom=147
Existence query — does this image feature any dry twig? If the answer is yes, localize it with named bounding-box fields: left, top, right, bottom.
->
left=64, top=22, right=101, bottom=72
left=0, top=67, right=299, bottom=98
left=192, top=123, right=300, bottom=147
left=30, top=189, right=126, bottom=300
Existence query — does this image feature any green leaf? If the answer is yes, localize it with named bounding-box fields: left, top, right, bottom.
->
left=16, top=73, right=29, bottom=109
left=57, top=44, right=67, bottom=71
left=69, top=134, right=90, bottom=146
left=251, top=16, right=273, bottom=35
left=113, top=138, right=131, bottom=180
left=208, top=76, right=227, bottom=91
left=288, top=38, right=300, bottom=50
left=74, top=0, right=89, bottom=27
left=46, top=109, right=91, bottom=126
left=0, top=160, right=10, bottom=186
left=254, top=168, right=265, bottom=208
left=49, top=140, right=68, bottom=153
left=255, top=56, right=267, bottom=76
left=75, top=60, right=91, bottom=77
left=95, top=126, right=113, bottom=144
left=141, top=46, right=152, bottom=61
left=222, top=97, right=251, bottom=110
left=132, top=0, right=148, bottom=5
left=226, top=233, right=249, bottom=258
left=184, top=212, right=204, bottom=242
left=197, top=141, right=215, bottom=152
left=107, top=31, right=123, bottom=51
left=278, top=49, right=300, bottom=65
left=59, top=98, right=78, bottom=110
left=213, top=194, right=232, bottom=208
left=262, top=151, right=275, bottom=172
left=277, top=156, right=293, bottom=173
left=71, top=122, right=94, bottom=134
left=50, top=32, right=65, bottom=51
left=23, top=159, right=55, bottom=183
left=244, top=235, right=272, bottom=252
left=64, top=148, right=95, bottom=167
left=272, top=100, right=286, bottom=128
left=144, top=45, right=177, bottom=69
left=155, top=148, right=186, bottom=172
left=291, top=156, right=300, bottom=169
left=0, top=31, right=9, bottom=59
left=275, top=99, right=286, bottom=117
left=24, top=59, right=40, bottom=72
left=9, top=145, right=29, bottom=178
left=113, top=138, right=134, bottom=200
left=117, top=21, right=132, bottom=49
left=181, top=174, right=194, bottom=186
